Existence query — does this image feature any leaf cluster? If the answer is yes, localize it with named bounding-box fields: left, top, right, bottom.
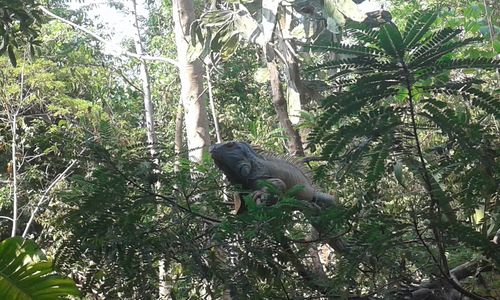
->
left=0, top=0, right=44, bottom=66
left=0, top=237, right=80, bottom=299
left=306, top=9, right=499, bottom=297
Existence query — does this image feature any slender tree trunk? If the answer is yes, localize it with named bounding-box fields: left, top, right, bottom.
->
left=206, top=63, right=222, bottom=143
left=266, top=58, right=304, bottom=156
left=130, top=0, right=157, bottom=154
left=129, top=0, right=167, bottom=297
left=8, top=58, right=26, bottom=237
left=172, top=0, right=210, bottom=162
left=10, top=112, right=18, bottom=237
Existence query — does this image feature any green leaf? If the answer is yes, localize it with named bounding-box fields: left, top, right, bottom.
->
left=0, top=237, right=80, bottom=299
left=0, top=35, right=8, bottom=54
left=366, top=134, right=392, bottom=185
left=201, top=10, right=233, bottom=27
left=378, top=22, right=404, bottom=59
left=493, top=39, right=500, bottom=53
left=393, top=161, right=405, bottom=188
left=347, top=24, right=380, bottom=45
left=7, top=44, right=17, bottom=67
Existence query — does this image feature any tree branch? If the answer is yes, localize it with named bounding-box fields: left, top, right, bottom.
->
left=39, top=6, right=179, bottom=67
left=403, top=63, right=488, bottom=300
left=21, top=155, right=80, bottom=238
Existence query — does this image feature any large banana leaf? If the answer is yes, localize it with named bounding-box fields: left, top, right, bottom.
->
left=0, top=237, right=80, bottom=299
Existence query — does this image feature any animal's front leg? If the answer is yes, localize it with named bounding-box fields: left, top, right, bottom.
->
left=252, top=178, right=287, bottom=206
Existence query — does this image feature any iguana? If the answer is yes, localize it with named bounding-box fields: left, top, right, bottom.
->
left=210, top=141, right=348, bottom=253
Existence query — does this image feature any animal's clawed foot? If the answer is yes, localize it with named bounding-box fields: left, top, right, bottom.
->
left=252, top=190, right=280, bottom=206
left=251, top=178, right=286, bottom=207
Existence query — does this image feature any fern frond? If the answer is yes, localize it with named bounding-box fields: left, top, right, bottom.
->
left=305, top=43, right=386, bottom=58
left=410, top=37, right=483, bottom=68
left=331, top=77, right=358, bottom=87
left=435, top=57, right=498, bottom=70
left=305, top=57, right=378, bottom=73
left=403, top=156, right=457, bottom=221
left=320, top=84, right=399, bottom=129
left=351, top=27, right=379, bottom=45
left=316, top=106, right=401, bottom=160
left=448, top=223, right=500, bottom=265
left=321, top=121, right=368, bottom=159
left=408, top=28, right=461, bottom=62
left=419, top=99, right=496, bottom=171
left=402, top=10, right=439, bottom=49
left=419, top=99, right=467, bottom=142
left=366, top=133, right=392, bottom=185
left=349, top=72, right=402, bottom=89
left=428, top=86, right=500, bottom=117
left=346, top=23, right=380, bottom=45
left=327, top=67, right=399, bottom=82
left=415, top=58, right=500, bottom=79
left=466, top=88, right=500, bottom=118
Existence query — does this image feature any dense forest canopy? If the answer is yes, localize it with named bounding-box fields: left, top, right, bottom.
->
left=0, top=0, right=499, bottom=299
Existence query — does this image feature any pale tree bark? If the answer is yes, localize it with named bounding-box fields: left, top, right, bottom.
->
left=7, top=59, right=25, bottom=237
left=129, top=0, right=167, bottom=297
left=206, top=63, right=222, bottom=144
left=172, top=0, right=211, bottom=162
left=174, top=98, right=185, bottom=165
left=130, top=0, right=157, bottom=154
left=9, top=111, right=18, bottom=237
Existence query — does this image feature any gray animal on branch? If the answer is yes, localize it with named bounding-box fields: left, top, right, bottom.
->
left=209, top=141, right=348, bottom=253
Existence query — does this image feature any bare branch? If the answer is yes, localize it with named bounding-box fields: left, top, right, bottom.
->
left=0, top=216, right=13, bottom=222
left=39, top=6, right=179, bottom=67
left=21, top=156, right=79, bottom=238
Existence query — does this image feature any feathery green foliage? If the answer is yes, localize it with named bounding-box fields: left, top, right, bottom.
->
left=308, top=8, right=499, bottom=297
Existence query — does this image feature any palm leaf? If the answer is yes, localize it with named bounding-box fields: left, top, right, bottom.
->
left=0, top=237, right=80, bottom=299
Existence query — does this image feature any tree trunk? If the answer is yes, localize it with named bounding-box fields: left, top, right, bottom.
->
left=266, top=58, right=304, bottom=156
left=130, top=0, right=157, bottom=154
left=129, top=0, right=166, bottom=297
left=10, top=112, right=18, bottom=237
left=172, top=0, right=210, bottom=162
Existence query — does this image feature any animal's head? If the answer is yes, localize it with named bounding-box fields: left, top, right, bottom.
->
left=209, top=141, right=258, bottom=184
